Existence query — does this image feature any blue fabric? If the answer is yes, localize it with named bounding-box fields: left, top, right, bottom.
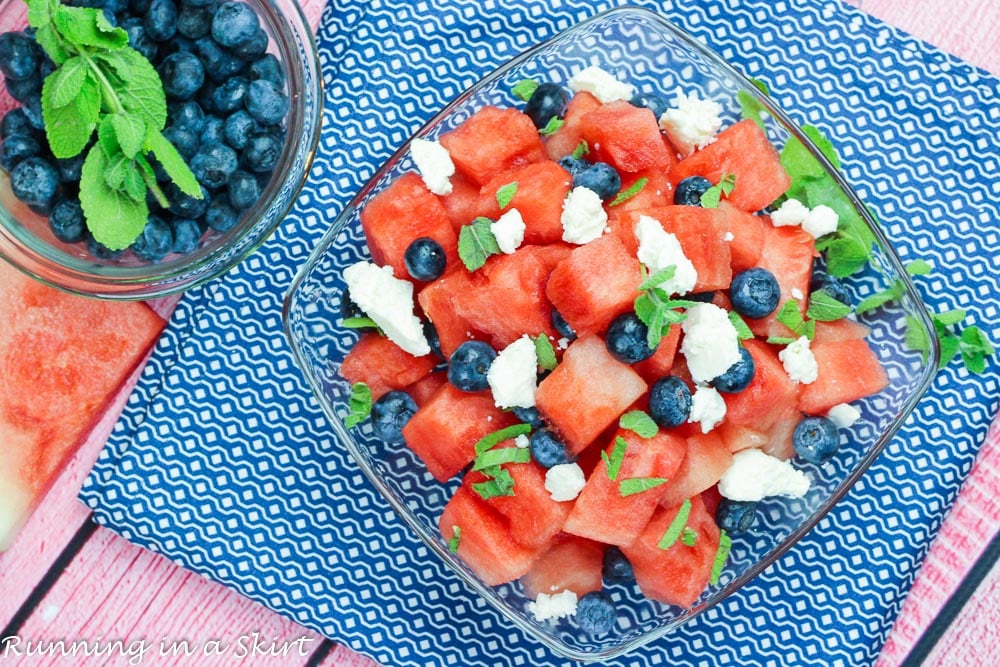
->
left=81, top=1, right=1000, bottom=665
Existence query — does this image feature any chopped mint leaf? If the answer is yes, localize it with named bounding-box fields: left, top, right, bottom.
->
left=458, top=217, right=502, bottom=271
left=639, top=265, right=677, bottom=291
left=933, top=309, right=967, bottom=327
left=342, top=316, right=379, bottom=330
left=699, top=173, right=736, bottom=208
left=774, top=299, right=814, bottom=339
left=806, top=289, right=852, bottom=322
left=448, top=525, right=461, bottom=553
left=609, top=177, right=648, bottom=207
left=473, top=446, right=531, bottom=471
left=534, top=334, right=557, bottom=371
left=728, top=311, right=754, bottom=341
left=619, top=477, right=668, bottom=497
left=766, top=336, right=797, bottom=345
left=906, top=259, right=934, bottom=276
left=710, top=530, right=733, bottom=585
left=474, top=423, right=533, bottom=456
left=904, top=314, right=931, bottom=362
left=539, top=116, right=564, bottom=136
left=344, top=382, right=372, bottom=428
left=657, top=498, right=692, bottom=550
left=959, top=326, right=993, bottom=374
left=496, top=182, right=518, bottom=209
left=855, top=281, right=904, bottom=315
left=512, top=78, right=539, bottom=102
left=472, top=466, right=516, bottom=500
left=680, top=527, right=698, bottom=547
left=737, top=89, right=767, bottom=130
left=602, top=436, right=628, bottom=481
left=750, top=77, right=769, bottom=94
left=619, top=410, right=658, bottom=438
left=571, top=140, right=589, bottom=159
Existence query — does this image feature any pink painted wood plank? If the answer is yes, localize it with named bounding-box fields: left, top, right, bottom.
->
left=924, top=554, right=1000, bottom=666
left=318, top=645, right=383, bottom=667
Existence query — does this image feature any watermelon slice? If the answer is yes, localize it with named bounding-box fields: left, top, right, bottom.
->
left=579, top=100, right=675, bottom=173
left=717, top=202, right=765, bottom=273
left=798, top=339, right=889, bottom=415
left=340, top=332, right=438, bottom=401
left=439, top=106, right=547, bottom=186
left=475, top=161, right=573, bottom=245
left=544, top=91, right=602, bottom=161
left=747, top=223, right=817, bottom=339
left=723, top=339, right=800, bottom=431
left=657, top=431, right=734, bottom=509
left=521, top=535, right=605, bottom=597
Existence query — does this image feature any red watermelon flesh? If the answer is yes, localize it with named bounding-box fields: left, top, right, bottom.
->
left=813, top=318, right=871, bottom=344
left=406, top=371, right=448, bottom=407
left=798, top=339, right=889, bottom=415
left=718, top=420, right=770, bottom=454
left=579, top=100, right=674, bottom=173
left=437, top=172, right=484, bottom=232
left=439, top=106, right=547, bottom=187
left=339, top=332, right=438, bottom=401
left=747, top=223, right=816, bottom=339
left=535, top=335, right=648, bottom=455
left=417, top=269, right=487, bottom=358
left=762, top=404, right=801, bottom=461
left=657, top=431, right=734, bottom=509
left=521, top=535, right=605, bottom=597
left=476, top=161, right=573, bottom=246
left=671, top=119, right=791, bottom=213
left=0, top=264, right=165, bottom=550
left=622, top=494, right=721, bottom=608
left=563, top=428, right=687, bottom=547
left=717, top=202, right=765, bottom=273
left=633, top=324, right=682, bottom=384
left=544, top=91, right=603, bottom=161
left=723, top=339, right=800, bottom=431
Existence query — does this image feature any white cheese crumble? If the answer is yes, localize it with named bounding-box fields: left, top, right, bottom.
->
left=658, top=89, right=723, bottom=156
left=342, top=261, right=430, bottom=356
left=634, top=214, right=698, bottom=296
left=487, top=336, right=538, bottom=409
left=545, top=463, right=586, bottom=502
left=779, top=335, right=819, bottom=384
left=528, top=590, right=579, bottom=622
left=718, top=448, right=810, bottom=501
left=723, top=231, right=735, bottom=242
left=514, top=434, right=530, bottom=449
left=802, top=204, right=839, bottom=238
left=557, top=337, right=570, bottom=350
left=410, top=138, right=455, bottom=196
left=770, top=198, right=810, bottom=227
left=490, top=208, right=526, bottom=254
left=680, top=303, right=741, bottom=384
left=791, top=287, right=804, bottom=300
left=561, top=186, right=608, bottom=244
left=688, top=385, right=727, bottom=434
left=567, top=65, right=635, bottom=104
left=827, top=403, right=861, bottom=428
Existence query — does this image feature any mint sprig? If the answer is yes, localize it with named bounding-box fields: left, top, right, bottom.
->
left=699, top=173, right=736, bottom=208
left=458, top=217, right=501, bottom=271
left=618, top=410, right=658, bottom=438
left=634, top=267, right=698, bottom=348
left=344, top=382, right=373, bottom=428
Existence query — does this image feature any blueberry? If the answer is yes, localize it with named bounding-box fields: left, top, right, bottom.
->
left=810, top=269, right=851, bottom=306
left=226, top=169, right=260, bottom=210
left=245, top=79, right=288, bottom=126
left=447, top=340, right=496, bottom=392
left=576, top=592, right=616, bottom=635
left=529, top=428, right=570, bottom=468
left=190, top=142, right=238, bottom=188
left=179, top=0, right=215, bottom=6
left=11, top=157, right=59, bottom=214
left=688, top=291, right=715, bottom=303
left=163, top=125, right=199, bottom=160
left=370, top=390, right=418, bottom=444
left=602, top=546, right=635, bottom=584
left=712, top=346, right=756, bottom=394
left=512, top=405, right=544, bottom=429
left=605, top=313, right=655, bottom=364
left=166, top=183, right=210, bottom=219
left=193, top=36, right=245, bottom=82
left=6, top=72, right=43, bottom=103
left=131, top=216, right=174, bottom=261
left=0, top=32, right=41, bottom=82
left=205, top=195, right=239, bottom=231
left=122, top=18, right=159, bottom=61
left=48, top=198, right=86, bottom=243
left=144, top=0, right=178, bottom=41
left=422, top=319, right=443, bottom=359
left=100, top=7, right=118, bottom=26
left=241, top=131, right=281, bottom=172
left=176, top=3, right=214, bottom=39
left=57, top=153, right=87, bottom=183
left=85, top=232, right=123, bottom=259
left=649, top=376, right=692, bottom=428
left=21, top=96, right=45, bottom=130
left=168, top=101, right=207, bottom=134
left=550, top=308, right=576, bottom=341
left=716, top=499, right=758, bottom=535
left=572, top=162, right=621, bottom=201
left=0, top=133, right=41, bottom=171
left=129, top=0, right=153, bottom=13
left=212, top=76, right=250, bottom=113
left=730, top=268, right=781, bottom=319
left=200, top=115, right=225, bottom=144
left=523, top=82, right=569, bottom=130
left=1, top=108, right=34, bottom=139
left=230, top=28, right=268, bottom=60
left=211, top=1, right=260, bottom=48
left=793, top=416, right=840, bottom=463
left=170, top=217, right=202, bottom=253
left=339, top=288, right=369, bottom=322
left=673, top=175, right=713, bottom=206
left=248, top=54, right=284, bottom=86
left=404, top=237, right=446, bottom=281
left=158, top=51, right=204, bottom=100
left=223, top=109, right=256, bottom=149
left=629, top=91, right=670, bottom=119
left=556, top=155, right=589, bottom=175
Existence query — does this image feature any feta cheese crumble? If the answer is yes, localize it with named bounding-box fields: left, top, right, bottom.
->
left=545, top=463, right=586, bottom=502
left=802, top=204, right=839, bottom=238
left=723, top=231, right=735, bottom=242
left=680, top=303, right=741, bottom=384
left=779, top=335, right=819, bottom=384
left=568, top=65, right=635, bottom=104
left=634, top=215, right=698, bottom=296
left=770, top=198, right=810, bottom=227
left=410, top=138, right=455, bottom=196
left=658, top=89, right=723, bottom=156
left=791, top=287, right=804, bottom=300
left=561, top=186, right=608, bottom=244
left=514, top=434, right=530, bottom=449
left=827, top=403, right=861, bottom=428
left=688, top=385, right=727, bottom=433
left=342, top=261, right=430, bottom=356
left=487, top=336, right=538, bottom=409
left=528, top=590, right=579, bottom=622
left=490, top=208, right=526, bottom=254
left=718, top=448, right=810, bottom=502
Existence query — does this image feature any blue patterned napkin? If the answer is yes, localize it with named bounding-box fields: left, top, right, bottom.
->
left=81, top=1, right=1000, bottom=665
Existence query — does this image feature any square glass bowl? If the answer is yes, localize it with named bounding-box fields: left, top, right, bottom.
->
left=283, top=7, right=938, bottom=661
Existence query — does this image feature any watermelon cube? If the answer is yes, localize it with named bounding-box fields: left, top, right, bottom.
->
left=535, top=335, right=648, bottom=455
left=747, top=223, right=817, bottom=339
left=657, top=431, right=734, bottom=509
left=339, top=333, right=438, bottom=401
left=476, top=161, right=573, bottom=245
left=812, top=317, right=870, bottom=344
left=406, top=371, right=448, bottom=407
left=717, top=201, right=765, bottom=273
left=417, top=269, right=487, bottom=358
left=633, top=323, right=682, bottom=384
left=544, top=91, right=602, bottom=161
left=798, top=339, right=889, bottom=415
left=579, top=100, right=675, bottom=173
left=439, top=106, right=547, bottom=186
left=437, top=173, right=485, bottom=231
left=521, top=535, right=605, bottom=597
left=717, top=421, right=770, bottom=454
left=723, top=339, right=800, bottom=431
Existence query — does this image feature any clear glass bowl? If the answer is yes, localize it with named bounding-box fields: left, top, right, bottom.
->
left=283, top=7, right=938, bottom=661
left=0, top=0, right=322, bottom=299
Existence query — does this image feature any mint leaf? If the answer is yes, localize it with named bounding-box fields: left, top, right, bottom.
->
left=121, top=165, right=146, bottom=202
left=933, top=309, right=967, bottom=327
left=906, top=259, right=934, bottom=276
left=821, top=234, right=872, bottom=279
left=473, top=423, right=533, bottom=456
left=144, top=127, right=201, bottom=197
left=342, top=316, right=379, bottom=330
left=96, top=48, right=167, bottom=129
left=639, top=265, right=677, bottom=291
left=710, top=530, right=732, bottom=585
left=571, top=141, right=589, bottom=160
left=737, top=89, right=767, bottom=130
left=657, top=498, right=692, bottom=550
left=26, top=0, right=53, bottom=29
left=680, top=527, right=698, bottom=547
left=619, top=410, right=658, bottom=438
left=750, top=77, right=769, bottom=94
left=539, top=116, right=564, bottom=136
left=48, top=56, right=88, bottom=108
left=104, top=153, right=131, bottom=190
left=619, top=477, right=668, bottom=497
left=42, top=72, right=98, bottom=158
left=806, top=289, right=852, bottom=322
left=111, top=113, right=146, bottom=158
left=512, top=79, right=539, bottom=102
left=34, top=25, right=70, bottom=64
left=602, top=436, right=628, bottom=482
left=472, top=466, right=516, bottom=500
left=959, top=326, right=993, bottom=374
left=775, top=299, right=814, bottom=339
left=79, top=144, right=149, bottom=250
left=448, top=525, right=461, bottom=553
left=496, top=182, right=518, bottom=210
left=458, top=217, right=501, bottom=271
left=700, top=173, right=736, bottom=208
left=938, top=332, right=961, bottom=370
left=344, top=382, right=372, bottom=428
left=534, top=334, right=557, bottom=371
left=472, top=446, right=531, bottom=471
left=904, top=314, right=930, bottom=362
left=728, top=311, right=754, bottom=340
left=54, top=6, right=128, bottom=50
left=855, top=281, right=904, bottom=315
left=609, top=177, right=648, bottom=207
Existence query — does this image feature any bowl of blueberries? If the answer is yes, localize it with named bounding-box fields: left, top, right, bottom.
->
left=0, top=0, right=322, bottom=298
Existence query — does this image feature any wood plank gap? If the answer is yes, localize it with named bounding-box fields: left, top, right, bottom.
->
left=306, top=639, right=336, bottom=667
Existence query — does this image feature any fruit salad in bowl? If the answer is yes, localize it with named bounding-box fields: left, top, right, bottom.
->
left=283, top=7, right=937, bottom=660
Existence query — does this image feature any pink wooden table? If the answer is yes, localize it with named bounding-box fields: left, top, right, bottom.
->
left=1, top=2, right=998, bottom=666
